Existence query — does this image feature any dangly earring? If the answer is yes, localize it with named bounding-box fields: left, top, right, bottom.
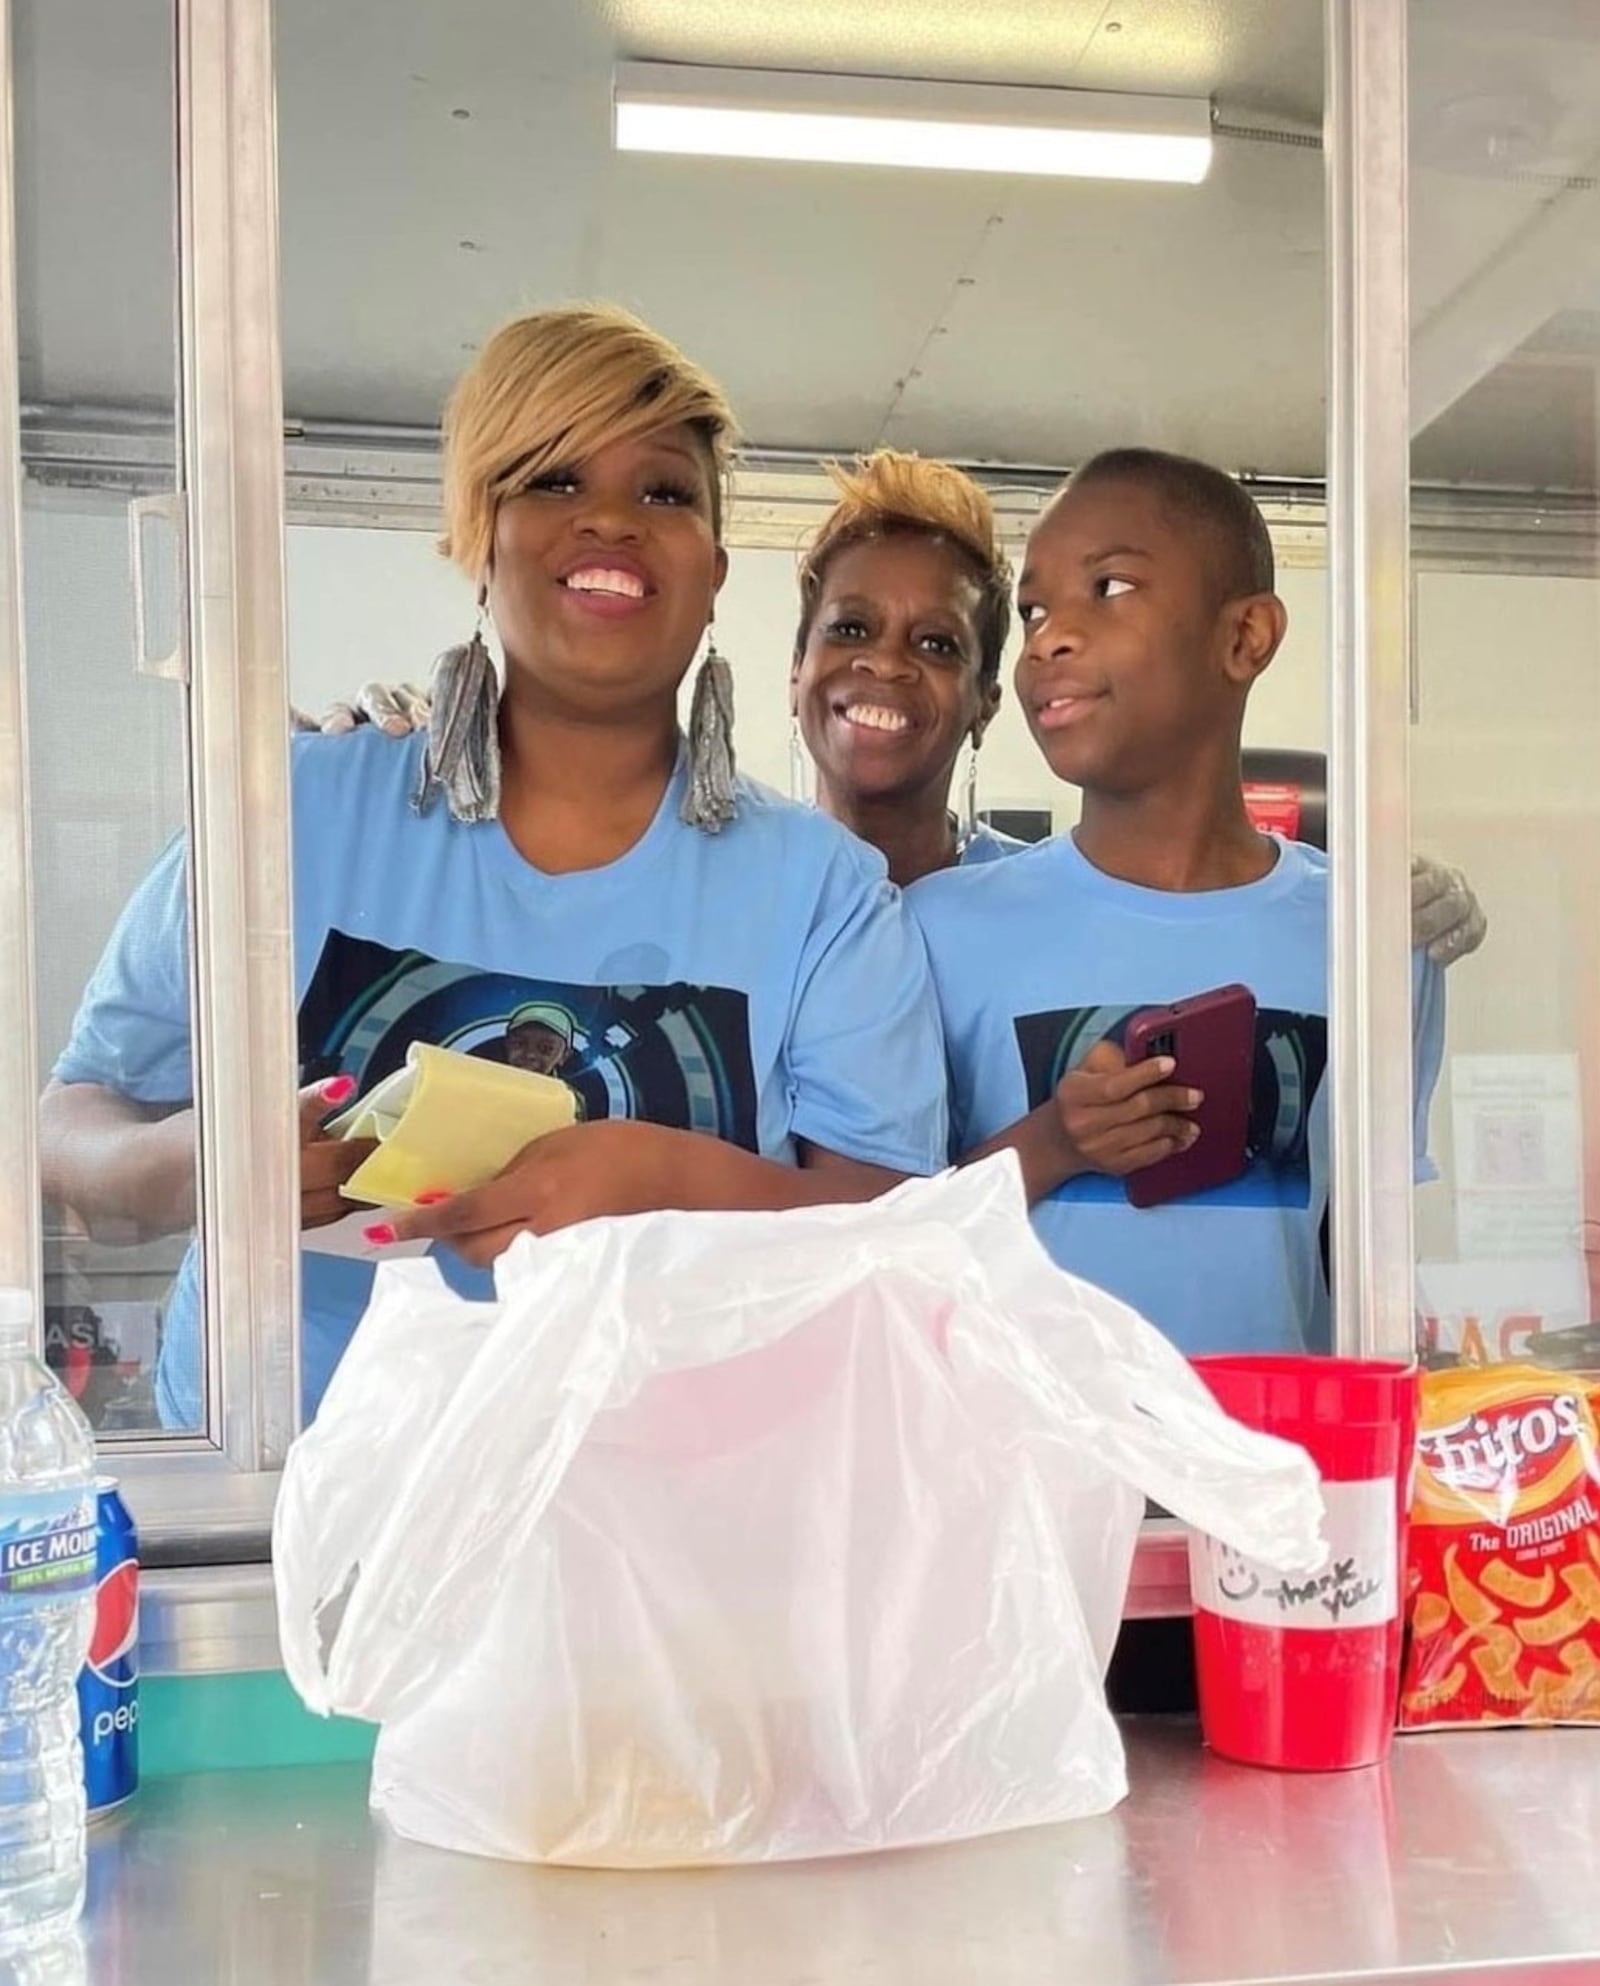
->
left=412, top=588, right=501, bottom=824
left=961, top=733, right=982, bottom=837
left=788, top=713, right=810, bottom=804
left=682, top=625, right=738, bottom=832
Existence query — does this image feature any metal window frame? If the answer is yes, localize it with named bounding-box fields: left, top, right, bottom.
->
left=1325, top=0, right=1417, bottom=1361
left=0, top=0, right=40, bottom=1307
left=175, top=0, right=299, bottom=1471
left=0, top=0, right=297, bottom=1560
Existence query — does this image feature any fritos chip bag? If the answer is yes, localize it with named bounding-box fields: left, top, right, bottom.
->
left=1401, top=1363, right=1600, bottom=1729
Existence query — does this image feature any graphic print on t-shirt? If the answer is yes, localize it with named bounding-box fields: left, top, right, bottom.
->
left=1013, top=1001, right=1328, bottom=1207
left=298, top=930, right=759, bottom=1149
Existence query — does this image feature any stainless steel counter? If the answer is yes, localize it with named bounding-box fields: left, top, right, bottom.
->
left=64, top=1718, right=1600, bottom=1985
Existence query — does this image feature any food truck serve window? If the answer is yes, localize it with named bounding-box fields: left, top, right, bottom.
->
left=2, top=0, right=1591, bottom=1605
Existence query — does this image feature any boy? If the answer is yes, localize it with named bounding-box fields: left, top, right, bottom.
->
left=910, top=448, right=1444, bottom=1356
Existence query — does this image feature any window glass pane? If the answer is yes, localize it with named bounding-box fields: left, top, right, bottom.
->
left=1409, top=1, right=1600, bottom=1371
left=19, top=0, right=201, bottom=1434
left=273, top=0, right=1330, bottom=1417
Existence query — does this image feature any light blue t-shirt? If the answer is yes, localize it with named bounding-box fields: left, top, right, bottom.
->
left=958, top=822, right=1029, bottom=866
left=55, top=729, right=949, bottom=1428
left=910, top=832, right=1445, bottom=1357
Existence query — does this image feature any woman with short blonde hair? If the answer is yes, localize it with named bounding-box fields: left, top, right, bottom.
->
left=790, top=446, right=1017, bottom=887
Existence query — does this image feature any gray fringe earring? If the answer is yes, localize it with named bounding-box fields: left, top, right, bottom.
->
left=681, top=630, right=738, bottom=832
left=412, top=597, right=501, bottom=824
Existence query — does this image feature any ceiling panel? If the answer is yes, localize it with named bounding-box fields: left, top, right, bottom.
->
left=881, top=138, right=1326, bottom=473
left=602, top=0, right=1323, bottom=120
left=587, top=157, right=1005, bottom=452
left=268, top=0, right=1329, bottom=467
left=12, top=0, right=1600, bottom=493
left=13, top=0, right=175, bottom=411
left=1414, top=353, right=1598, bottom=491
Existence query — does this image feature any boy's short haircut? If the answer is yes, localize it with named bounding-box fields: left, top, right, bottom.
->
left=1067, top=447, right=1276, bottom=604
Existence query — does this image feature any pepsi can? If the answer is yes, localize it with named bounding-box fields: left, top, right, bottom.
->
left=76, top=1476, right=139, bottom=1814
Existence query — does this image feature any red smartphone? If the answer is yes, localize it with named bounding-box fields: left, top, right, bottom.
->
left=1121, top=983, right=1258, bottom=1210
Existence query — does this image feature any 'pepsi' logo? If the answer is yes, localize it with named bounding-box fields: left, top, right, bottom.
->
left=86, top=1560, right=139, bottom=1682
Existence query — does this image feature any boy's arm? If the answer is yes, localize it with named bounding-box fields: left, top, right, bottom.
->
left=959, top=1041, right=1202, bottom=1202
left=962, top=1102, right=1088, bottom=1202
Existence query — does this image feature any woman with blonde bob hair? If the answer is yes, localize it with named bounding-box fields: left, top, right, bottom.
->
left=41, top=304, right=949, bottom=1428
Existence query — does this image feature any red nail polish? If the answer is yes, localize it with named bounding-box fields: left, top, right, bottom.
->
left=363, top=1223, right=397, bottom=1246
left=323, top=1075, right=357, bottom=1105
left=414, top=1190, right=450, bottom=1207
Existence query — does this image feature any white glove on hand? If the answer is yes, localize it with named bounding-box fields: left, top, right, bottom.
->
left=1412, top=854, right=1487, bottom=966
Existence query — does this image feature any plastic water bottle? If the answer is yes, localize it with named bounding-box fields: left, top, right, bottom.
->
left=0, top=1288, right=97, bottom=1952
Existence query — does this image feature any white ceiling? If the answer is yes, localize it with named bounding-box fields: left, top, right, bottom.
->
left=13, top=0, right=1600, bottom=489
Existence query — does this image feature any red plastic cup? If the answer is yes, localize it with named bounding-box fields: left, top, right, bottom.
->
left=1187, top=1355, right=1420, bottom=1772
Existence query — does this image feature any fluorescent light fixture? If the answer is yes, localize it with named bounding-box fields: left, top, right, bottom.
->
left=614, top=63, right=1213, bottom=185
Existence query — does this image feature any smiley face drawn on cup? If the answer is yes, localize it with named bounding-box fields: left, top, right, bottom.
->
left=1214, top=1544, right=1261, bottom=1604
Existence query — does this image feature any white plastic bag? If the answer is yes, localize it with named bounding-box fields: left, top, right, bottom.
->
left=274, top=1157, right=1323, bottom=1867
